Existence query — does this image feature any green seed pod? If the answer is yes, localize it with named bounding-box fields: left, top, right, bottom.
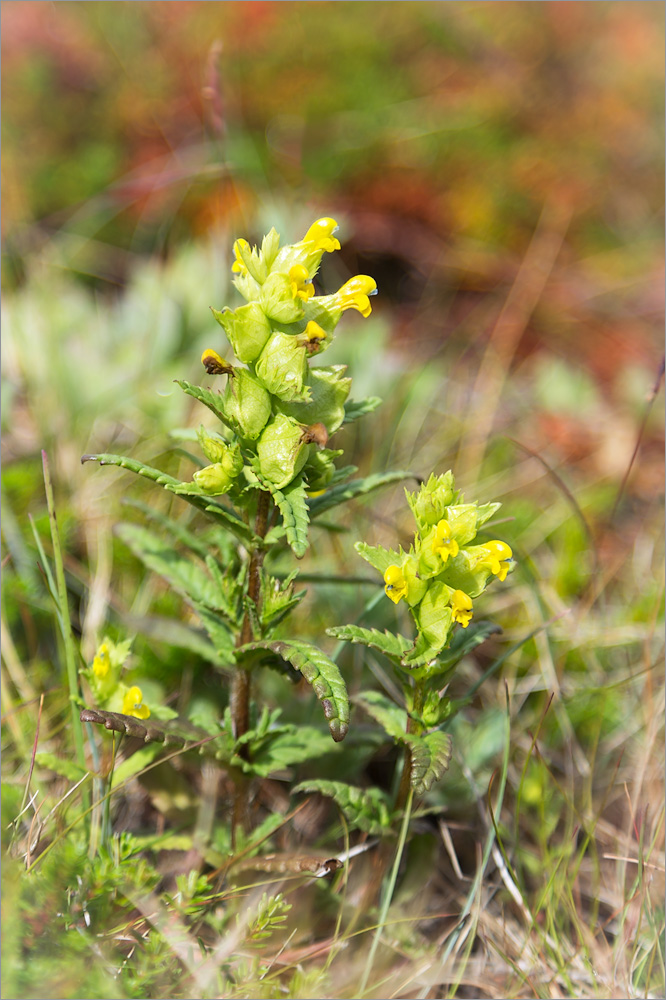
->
left=276, top=365, right=351, bottom=434
left=224, top=368, right=272, bottom=440
left=211, top=302, right=272, bottom=364
left=260, top=272, right=304, bottom=324
left=255, top=332, right=310, bottom=403
left=256, top=414, right=311, bottom=489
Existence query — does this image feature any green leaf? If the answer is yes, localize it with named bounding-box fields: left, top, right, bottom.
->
left=115, top=523, right=231, bottom=614
left=121, top=498, right=212, bottom=561
left=240, top=725, right=334, bottom=777
left=354, top=690, right=406, bottom=741
left=343, top=397, right=383, bottom=424
left=326, top=624, right=410, bottom=663
left=254, top=469, right=310, bottom=558
left=354, top=541, right=405, bottom=576
left=405, top=731, right=453, bottom=795
left=293, top=780, right=391, bottom=834
left=175, top=379, right=230, bottom=427
left=35, top=752, right=87, bottom=783
left=235, top=640, right=349, bottom=742
left=81, top=453, right=255, bottom=544
left=308, top=470, right=418, bottom=519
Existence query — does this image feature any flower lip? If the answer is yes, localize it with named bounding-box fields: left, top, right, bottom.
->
left=451, top=590, right=473, bottom=628
left=383, top=564, right=408, bottom=604
left=122, top=685, right=150, bottom=720
left=302, top=218, right=341, bottom=253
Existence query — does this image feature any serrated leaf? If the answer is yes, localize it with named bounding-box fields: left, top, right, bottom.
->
left=354, top=541, right=405, bottom=576
left=326, top=624, right=410, bottom=663
left=253, top=469, right=309, bottom=558
left=235, top=640, right=349, bottom=742
left=293, top=780, right=391, bottom=834
left=405, top=731, right=453, bottom=795
left=354, top=690, right=406, bottom=741
left=81, top=453, right=255, bottom=544
left=116, top=522, right=222, bottom=608
left=122, top=498, right=212, bottom=561
left=79, top=707, right=225, bottom=755
left=35, top=752, right=87, bottom=783
left=175, top=379, right=230, bottom=427
left=308, top=470, right=418, bottom=519
left=342, top=397, right=383, bottom=424
left=240, top=725, right=334, bottom=777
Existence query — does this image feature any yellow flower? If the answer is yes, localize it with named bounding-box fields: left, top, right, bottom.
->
left=122, top=685, right=150, bottom=720
left=334, top=275, right=378, bottom=318
left=451, top=590, right=473, bottom=628
left=301, top=217, right=341, bottom=254
left=479, top=540, right=513, bottom=582
left=92, top=642, right=110, bottom=679
left=231, top=238, right=249, bottom=275
left=432, top=520, right=459, bottom=564
left=289, top=264, right=315, bottom=301
left=384, top=564, right=408, bottom=604
left=201, top=348, right=233, bottom=375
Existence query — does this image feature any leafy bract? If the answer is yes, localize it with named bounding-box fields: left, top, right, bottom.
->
left=253, top=469, right=310, bottom=558
left=326, top=624, right=410, bottom=663
left=405, top=731, right=453, bottom=795
left=235, top=640, right=349, bottom=742
left=342, top=397, right=383, bottom=424
left=81, top=453, right=256, bottom=544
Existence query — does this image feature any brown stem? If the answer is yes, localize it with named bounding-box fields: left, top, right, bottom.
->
left=395, top=679, right=425, bottom=813
left=231, top=490, right=270, bottom=842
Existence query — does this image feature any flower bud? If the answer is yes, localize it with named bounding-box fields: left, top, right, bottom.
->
left=193, top=445, right=243, bottom=495
left=406, top=472, right=457, bottom=530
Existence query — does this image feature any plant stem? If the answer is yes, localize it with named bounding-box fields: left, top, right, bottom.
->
left=394, top=677, right=425, bottom=813
left=231, top=490, right=270, bottom=840
left=42, top=452, right=90, bottom=814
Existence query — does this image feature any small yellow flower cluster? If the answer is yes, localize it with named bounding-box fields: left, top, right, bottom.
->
left=357, top=471, right=514, bottom=662
left=193, top=218, right=378, bottom=497
left=83, top=637, right=151, bottom=720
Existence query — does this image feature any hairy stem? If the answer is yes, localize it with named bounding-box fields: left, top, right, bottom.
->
left=231, top=490, right=270, bottom=841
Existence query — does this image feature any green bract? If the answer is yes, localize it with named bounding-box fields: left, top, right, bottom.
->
left=256, top=414, right=311, bottom=489
left=223, top=368, right=272, bottom=440
left=212, top=303, right=271, bottom=364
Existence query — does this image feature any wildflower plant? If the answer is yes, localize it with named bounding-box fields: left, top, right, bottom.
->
left=325, top=472, right=514, bottom=808
left=81, top=217, right=412, bottom=836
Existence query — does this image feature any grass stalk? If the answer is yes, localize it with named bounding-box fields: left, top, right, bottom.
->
left=359, top=786, right=414, bottom=997
left=42, top=451, right=90, bottom=813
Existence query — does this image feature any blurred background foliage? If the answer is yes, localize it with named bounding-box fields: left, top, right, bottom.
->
left=2, top=3, right=664, bottom=998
